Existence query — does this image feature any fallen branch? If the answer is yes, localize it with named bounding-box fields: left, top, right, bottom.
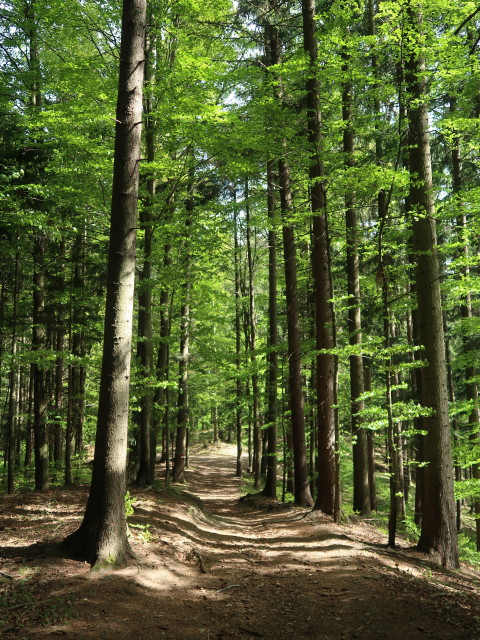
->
left=215, top=584, right=241, bottom=593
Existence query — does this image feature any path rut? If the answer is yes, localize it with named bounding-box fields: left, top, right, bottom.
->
left=1, top=444, right=480, bottom=639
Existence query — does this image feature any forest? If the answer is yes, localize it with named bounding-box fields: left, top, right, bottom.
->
left=1, top=0, right=480, bottom=635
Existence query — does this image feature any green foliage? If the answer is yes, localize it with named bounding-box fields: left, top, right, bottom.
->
left=458, top=532, right=480, bottom=568
left=124, top=491, right=135, bottom=518
left=455, top=478, right=480, bottom=501
left=128, top=522, right=153, bottom=543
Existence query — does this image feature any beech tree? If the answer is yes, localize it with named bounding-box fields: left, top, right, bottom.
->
left=404, top=0, right=458, bottom=568
left=62, top=0, right=146, bottom=566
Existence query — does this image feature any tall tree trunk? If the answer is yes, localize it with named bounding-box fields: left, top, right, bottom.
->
left=267, top=17, right=312, bottom=508
left=26, top=0, right=48, bottom=492
left=135, top=30, right=156, bottom=487
left=378, top=234, right=403, bottom=546
left=212, top=405, right=219, bottom=443
left=173, top=172, right=193, bottom=484
left=7, top=251, right=20, bottom=494
left=152, top=218, right=173, bottom=470
left=279, top=163, right=313, bottom=508
left=65, top=362, right=73, bottom=486
left=450, top=96, right=480, bottom=549
left=242, top=285, right=253, bottom=470
left=363, top=360, right=377, bottom=510
left=301, top=0, right=336, bottom=515
left=263, top=160, right=278, bottom=498
left=399, top=60, right=425, bottom=529
left=62, top=0, right=146, bottom=566
left=33, top=236, right=48, bottom=491
left=54, top=323, right=64, bottom=464
left=405, top=2, right=458, bottom=568
left=342, top=42, right=370, bottom=516
left=444, top=316, right=462, bottom=532
left=72, top=229, right=86, bottom=457
left=54, top=241, right=65, bottom=465
left=24, top=363, right=34, bottom=468
left=245, top=179, right=261, bottom=487
left=234, top=204, right=243, bottom=478
left=66, top=230, right=86, bottom=485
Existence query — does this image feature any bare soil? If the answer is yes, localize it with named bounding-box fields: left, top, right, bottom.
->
left=1, top=444, right=480, bottom=639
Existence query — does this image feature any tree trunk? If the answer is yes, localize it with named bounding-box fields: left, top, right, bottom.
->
left=245, top=179, right=261, bottom=487
left=173, top=172, right=194, bottom=484
left=380, top=267, right=403, bottom=547
left=234, top=204, right=243, bottom=478
left=212, top=405, right=219, bottom=444
left=33, top=236, right=48, bottom=491
left=266, top=17, right=312, bottom=508
left=135, top=31, right=155, bottom=487
left=72, top=229, right=86, bottom=457
left=7, top=251, right=20, bottom=494
left=444, top=317, right=462, bottom=532
left=263, top=160, right=278, bottom=499
left=54, top=241, right=65, bottom=465
left=301, top=0, right=336, bottom=515
left=62, top=0, right=146, bottom=567
left=405, top=2, right=458, bottom=568
left=152, top=226, right=173, bottom=470
left=24, top=364, right=34, bottom=468
left=342, top=44, right=370, bottom=516
left=279, top=165, right=313, bottom=508
left=65, top=362, right=73, bottom=486
left=363, top=360, right=377, bottom=510
left=450, top=97, right=480, bottom=549
left=66, top=230, right=86, bottom=484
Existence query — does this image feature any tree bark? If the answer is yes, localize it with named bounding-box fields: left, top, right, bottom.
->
left=135, top=30, right=156, bottom=487
left=301, top=0, right=336, bottom=515
left=33, top=236, right=48, bottom=491
left=234, top=203, right=243, bottom=478
left=152, top=217, right=173, bottom=471
left=73, top=229, right=86, bottom=457
left=173, top=171, right=194, bottom=484
left=62, top=0, right=146, bottom=566
left=363, top=361, right=377, bottom=510
left=450, top=96, right=480, bottom=549
left=54, top=241, right=65, bottom=465
left=405, top=2, right=458, bottom=568
left=265, top=14, right=312, bottom=508
left=342, top=43, right=370, bottom=516
left=263, top=160, right=278, bottom=499
left=65, top=231, right=86, bottom=485
left=245, top=179, right=261, bottom=487
left=7, top=251, right=20, bottom=494
left=279, top=164, right=313, bottom=508
left=24, top=364, right=34, bottom=468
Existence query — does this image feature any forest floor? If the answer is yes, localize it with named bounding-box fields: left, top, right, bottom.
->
left=1, top=444, right=480, bottom=640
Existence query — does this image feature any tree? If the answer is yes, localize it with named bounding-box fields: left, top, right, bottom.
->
left=62, top=0, right=146, bottom=566
left=301, top=0, right=337, bottom=516
left=266, top=8, right=313, bottom=508
left=262, top=160, right=278, bottom=499
left=404, top=0, right=459, bottom=569
left=173, top=167, right=194, bottom=484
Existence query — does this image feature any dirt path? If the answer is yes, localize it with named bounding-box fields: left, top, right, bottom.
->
left=1, top=444, right=480, bottom=639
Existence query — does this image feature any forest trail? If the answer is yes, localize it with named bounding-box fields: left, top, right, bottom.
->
left=1, top=444, right=480, bottom=639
